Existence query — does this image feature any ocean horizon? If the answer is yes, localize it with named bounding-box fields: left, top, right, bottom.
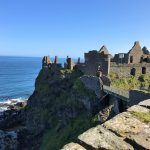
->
left=0, top=56, right=71, bottom=103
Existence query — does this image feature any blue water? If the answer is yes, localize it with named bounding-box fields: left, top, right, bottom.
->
left=0, top=56, right=82, bottom=102
left=0, top=56, right=42, bottom=102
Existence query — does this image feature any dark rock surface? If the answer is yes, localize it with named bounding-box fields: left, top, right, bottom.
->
left=0, top=100, right=26, bottom=150
left=23, top=67, right=110, bottom=149
left=0, top=130, right=18, bottom=150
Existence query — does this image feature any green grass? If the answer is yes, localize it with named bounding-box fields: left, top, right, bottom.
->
left=131, top=111, right=150, bottom=123
left=110, top=74, right=150, bottom=90
left=111, top=76, right=140, bottom=90
left=73, top=79, right=96, bottom=98
left=109, top=71, right=119, bottom=79
left=60, top=69, right=73, bottom=75
left=40, top=113, right=97, bottom=150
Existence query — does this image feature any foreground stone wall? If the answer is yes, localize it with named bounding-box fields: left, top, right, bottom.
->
left=62, top=99, right=150, bottom=150
left=110, top=62, right=150, bottom=78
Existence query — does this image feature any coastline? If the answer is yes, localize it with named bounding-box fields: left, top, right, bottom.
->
left=0, top=98, right=27, bottom=112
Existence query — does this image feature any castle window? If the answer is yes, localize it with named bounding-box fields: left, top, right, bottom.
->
left=130, top=68, right=136, bottom=76
left=142, top=67, right=146, bottom=74
left=143, top=58, right=148, bottom=63
left=130, top=56, right=133, bottom=63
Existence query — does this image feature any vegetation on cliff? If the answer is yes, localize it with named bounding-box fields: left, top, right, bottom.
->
left=25, top=68, right=99, bottom=150
left=110, top=72, right=150, bottom=91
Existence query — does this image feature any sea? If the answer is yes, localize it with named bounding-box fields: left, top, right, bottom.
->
left=0, top=56, right=82, bottom=112
left=0, top=56, right=68, bottom=106
left=0, top=56, right=41, bottom=103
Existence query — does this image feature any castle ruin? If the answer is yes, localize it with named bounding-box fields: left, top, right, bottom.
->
left=42, top=41, right=150, bottom=78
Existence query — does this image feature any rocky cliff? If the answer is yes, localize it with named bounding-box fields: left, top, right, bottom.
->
left=1, top=64, right=149, bottom=150
left=23, top=67, right=108, bottom=150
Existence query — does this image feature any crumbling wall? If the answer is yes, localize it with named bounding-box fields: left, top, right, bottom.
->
left=110, top=63, right=150, bottom=78
left=84, top=50, right=110, bottom=76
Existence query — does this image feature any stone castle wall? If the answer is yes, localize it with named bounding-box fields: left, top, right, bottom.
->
left=110, top=62, right=150, bottom=78
left=84, top=50, right=110, bottom=76
left=129, top=90, right=150, bottom=106
left=62, top=100, right=150, bottom=150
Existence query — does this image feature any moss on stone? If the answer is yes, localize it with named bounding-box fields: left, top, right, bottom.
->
left=73, top=79, right=96, bottom=98
left=131, top=111, right=150, bottom=123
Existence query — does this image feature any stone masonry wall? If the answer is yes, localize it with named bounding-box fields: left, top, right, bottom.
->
left=110, top=63, right=150, bottom=78
left=84, top=51, right=110, bottom=76
left=62, top=99, right=150, bottom=150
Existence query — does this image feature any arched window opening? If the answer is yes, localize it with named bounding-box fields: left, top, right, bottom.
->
left=130, top=56, right=133, bottom=63
left=142, top=67, right=146, bottom=74
left=130, top=68, right=136, bottom=76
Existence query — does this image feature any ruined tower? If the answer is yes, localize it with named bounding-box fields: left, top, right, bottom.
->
left=127, top=41, right=143, bottom=64
left=42, top=56, right=51, bottom=68
left=54, top=56, right=58, bottom=64
left=84, top=46, right=111, bottom=76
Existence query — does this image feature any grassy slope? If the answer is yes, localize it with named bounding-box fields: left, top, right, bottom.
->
left=110, top=72, right=150, bottom=90
left=37, top=69, right=98, bottom=150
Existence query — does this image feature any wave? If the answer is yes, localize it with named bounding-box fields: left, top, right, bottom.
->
left=0, top=97, right=28, bottom=112
left=0, top=97, right=27, bottom=104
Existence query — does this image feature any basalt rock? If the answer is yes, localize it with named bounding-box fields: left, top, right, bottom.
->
left=0, top=130, right=17, bottom=150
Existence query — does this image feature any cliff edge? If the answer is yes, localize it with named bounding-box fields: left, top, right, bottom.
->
left=23, top=66, right=107, bottom=149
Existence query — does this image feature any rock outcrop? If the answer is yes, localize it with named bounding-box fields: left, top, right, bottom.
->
left=24, top=67, right=106, bottom=149
left=63, top=99, right=150, bottom=150
left=0, top=101, right=26, bottom=149
left=62, top=142, right=86, bottom=150
left=0, top=130, right=17, bottom=150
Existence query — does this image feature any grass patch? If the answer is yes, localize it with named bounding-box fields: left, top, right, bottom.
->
left=40, top=113, right=97, bottom=150
left=111, top=76, right=140, bottom=90
left=109, top=71, right=119, bottom=79
left=111, top=74, right=150, bottom=90
left=131, top=111, right=150, bottom=123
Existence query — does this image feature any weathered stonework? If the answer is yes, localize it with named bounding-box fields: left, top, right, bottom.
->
left=62, top=100, right=150, bottom=150
left=113, top=41, right=150, bottom=65
left=84, top=49, right=111, bottom=76
left=42, top=56, right=51, bottom=67
left=110, top=63, right=150, bottom=78
left=42, top=41, right=150, bottom=78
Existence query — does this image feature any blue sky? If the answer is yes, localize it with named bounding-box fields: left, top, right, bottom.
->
left=0, top=0, right=150, bottom=58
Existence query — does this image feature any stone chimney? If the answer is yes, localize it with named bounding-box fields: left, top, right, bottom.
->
left=54, top=56, right=58, bottom=64
left=77, top=57, right=80, bottom=63
left=42, top=56, right=51, bottom=67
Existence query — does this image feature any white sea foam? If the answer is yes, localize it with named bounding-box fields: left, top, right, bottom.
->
left=0, top=98, right=28, bottom=112
left=0, top=97, right=27, bottom=104
left=0, top=107, right=8, bottom=112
